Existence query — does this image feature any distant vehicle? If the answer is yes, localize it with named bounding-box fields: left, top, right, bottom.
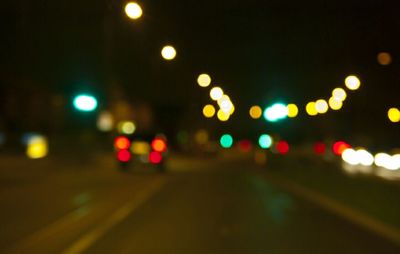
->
left=114, top=133, right=168, bottom=172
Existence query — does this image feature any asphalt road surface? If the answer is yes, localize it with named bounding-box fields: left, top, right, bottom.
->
left=0, top=154, right=399, bottom=254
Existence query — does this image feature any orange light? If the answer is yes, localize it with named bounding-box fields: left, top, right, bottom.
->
left=114, top=136, right=131, bottom=150
left=151, top=138, right=167, bottom=153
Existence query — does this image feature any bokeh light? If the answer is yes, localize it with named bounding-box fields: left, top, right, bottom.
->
left=151, top=138, right=167, bottom=153
left=117, top=149, right=131, bottom=162
left=239, top=140, right=252, bottom=152
left=328, top=97, right=343, bottom=110
left=161, top=45, right=176, bottom=60
left=118, top=121, right=136, bottom=134
left=73, top=94, right=98, bottom=112
left=377, top=52, right=392, bottom=66
left=345, top=75, right=361, bottom=90
left=314, top=142, right=326, bottom=155
left=195, top=129, right=209, bottom=145
left=342, top=148, right=358, bottom=165
left=26, top=136, right=48, bottom=159
left=210, top=87, right=224, bottom=101
left=277, top=141, right=289, bottom=154
left=249, top=105, right=262, bottom=119
left=149, top=151, right=163, bottom=164
left=287, top=103, right=298, bottom=118
left=332, top=141, right=351, bottom=156
left=315, top=99, right=328, bottom=114
left=217, top=109, right=230, bottom=121
left=332, top=88, right=347, bottom=101
left=114, top=136, right=131, bottom=150
left=258, top=134, right=272, bottom=149
left=263, top=103, right=288, bottom=122
left=197, top=74, right=211, bottom=87
left=387, top=108, right=400, bottom=123
left=305, top=102, right=318, bottom=116
left=97, top=111, right=114, bottom=132
left=125, top=2, right=143, bottom=20
left=220, top=134, right=233, bottom=148
left=202, top=104, right=216, bottom=118
left=356, top=149, right=374, bottom=166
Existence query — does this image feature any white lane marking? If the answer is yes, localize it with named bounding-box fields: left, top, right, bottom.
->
left=266, top=175, right=400, bottom=246
left=62, top=178, right=166, bottom=254
left=5, top=205, right=91, bottom=253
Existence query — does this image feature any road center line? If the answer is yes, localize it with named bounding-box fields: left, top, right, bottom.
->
left=265, top=175, right=400, bottom=246
left=62, top=178, right=166, bottom=254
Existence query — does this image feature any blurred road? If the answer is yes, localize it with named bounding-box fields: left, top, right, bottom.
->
left=0, top=154, right=399, bottom=254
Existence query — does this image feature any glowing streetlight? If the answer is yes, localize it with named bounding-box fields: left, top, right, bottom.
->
left=197, top=74, right=211, bottom=87
left=161, top=45, right=176, bottom=60
left=328, top=97, right=343, bottom=110
left=345, top=75, right=361, bottom=90
left=315, top=99, right=328, bottom=114
left=73, top=94, right=98, bottom=112
left=249, top=105, right=262, bottom=119
left=306, top=102, right=318, bottom=116
left=202, top=104, right=216, bottom=118
left=125, top=2, right=143, bottom=20
left=388, top=108, right=400, bottom=123
left=210, top=87, right=223, bottom=101
left=332, top=88, right=347, bottom=101
left=287, top=104, right=299, bottom=118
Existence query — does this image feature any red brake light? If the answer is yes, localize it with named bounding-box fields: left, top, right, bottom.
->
left=149, top=151, right=162, bottom=164
left=114, top=136, right=131, bottom=150
left=117, top=149, right=131, bottom=162
left=277, top=141, right=289, bottom=154
left=332, top=141, right=350, bottom=155
left=151, top=138, right=167, bottom=153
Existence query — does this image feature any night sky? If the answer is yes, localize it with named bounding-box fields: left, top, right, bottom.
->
left=0, top=0, right=399, bottom=145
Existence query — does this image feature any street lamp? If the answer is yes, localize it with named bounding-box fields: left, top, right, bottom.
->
left=125, top=2, right=143, bottom=20
left=161, top=45, right=177, bottom=60
left=73, top=94, right=98, bottom=112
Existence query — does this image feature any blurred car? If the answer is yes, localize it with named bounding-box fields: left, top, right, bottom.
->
left=114, top=134, right=168, bottom=172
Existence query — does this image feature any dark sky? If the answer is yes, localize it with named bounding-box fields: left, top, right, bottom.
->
left=1, top=0, right=399, bottom=144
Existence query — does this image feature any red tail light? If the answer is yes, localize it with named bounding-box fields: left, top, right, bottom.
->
left=151, top=138, right=167, bottom=153
left=117, top=149, right=131, bottom=162
left=277, top=141, right=289, bottom=154
left=149, top=151, right=162, bottom=164
left=114, top=136, right=131, bottom=150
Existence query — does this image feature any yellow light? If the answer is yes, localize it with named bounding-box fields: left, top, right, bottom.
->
left=315, top=99, right=328, bottom=114
left=218, top=95, right=233, bottom=113
left=388, top=108, right=400, bottom=123
left=125, top=2, right=143, bottom=20
left=332, top=88, right=347, bottom=101
left=97, top=111, right=114, bottom=132
left=328, top=97, right=343, bottom=110
left=202, top=104, right=216, bottom=118
left=210, top=87, right=223, bottom=101
left=377, top=52, right=392, bottom=66
left=306, top=102, right=318, bottom=116
left=131, top=141, right=150, bottom=155
left=249, top=105, right=262, bottom=119
left=217, top=109, right=230, bottom=121
left=345, top=75, right=361, bottom=90
left=26, top=136, right=48, bottom=159
left=287, top=104, right=299, bottom=118
left=229, top=104, right=235, bottom=115
left=118, top=121, right=136, bottom=134
left=161, top=45, right=176, bottom=60
left=197, top=74, right=211, bottom=87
